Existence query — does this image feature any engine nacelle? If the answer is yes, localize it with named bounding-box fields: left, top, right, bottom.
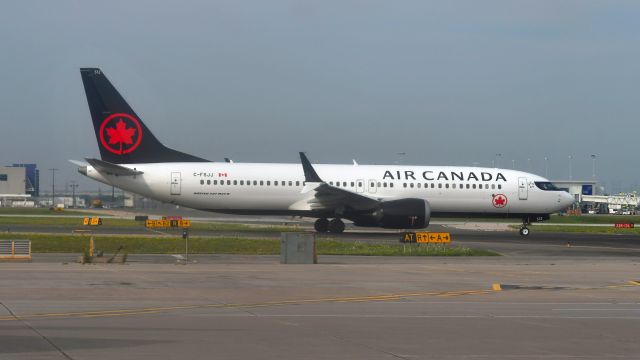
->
left=351, top=198, right=431, bottom=229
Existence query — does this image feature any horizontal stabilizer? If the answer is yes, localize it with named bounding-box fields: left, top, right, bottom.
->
left=85, top=158, right=144, bottom=176
left=68, top=159, right=89, bottom=167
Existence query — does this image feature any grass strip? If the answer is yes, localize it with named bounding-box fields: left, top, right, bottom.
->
left=0, top=233, right=498, bottom=256
left=524, top=225, right=640, bottom=235
left=0, top=216, right=298, bottom=232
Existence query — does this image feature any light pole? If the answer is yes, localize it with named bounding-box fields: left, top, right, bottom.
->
left=568, top=155, right=573, bottom=180
left=527, top=158, right=532, bottom=172
left=511, top=159, right=516, bottom=169
left=591, top=154, right=597, bottom=179
left=48, top=168, right=58, bottom=206
left=69, top=181, right=79, bottom=208
left=495, top=153, right=502, bottom=168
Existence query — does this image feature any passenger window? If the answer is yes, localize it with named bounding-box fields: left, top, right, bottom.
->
left=296, top=181, right=300, bottom=186
left=267, top=181, right=271, bottom=186
left=233, top=180, right=237, bottom=185
left=289, top=181, right=293, bottom=186
left=260, top=181, right=264, bottom=186
left=485, top=184, right=489, bottom=189
left=253, top=180, right=257, bottom=185
left=227, top=180, right=231, bottom=185
left=358, top=182, right=363, bottom=187
left=240, top=180, right=244, bottom=185
left=491, top=184, right=495, bottom=189
left=410, top=183, right=414, bottom=188
left=351, top=182, right=355, bottom=187
left=466, top=184, right=470, bottom=189
left=371, top=182, right=375, bottom=187
left=213, top=180, right=218, bottom=185
left=390, top=183, right=394, bottom=188
left=403, top=183, right=407, bottom=188
left=452, top=184, right=455, bottom=189
left=200, top=180, right=204, bottom=185
left=343, top=182, right=347, bottom=187
left=383, top=183, right=387, bottom=188
left=438, top=183, right=442, bottom=189
left=472, top=184, right=476, bottom=189
left=247, top=181, right=251, bottom=186
left=207, top=180, right=211, bottom=185
left=498, top=184, right=502, bottom=189
left=417, top=183, right=421, bottom=188
left=274, top=181, right=278, bottom=186
left=445, top=184, right=449, bottom=189
left=431, top=183, right=435, bottom=189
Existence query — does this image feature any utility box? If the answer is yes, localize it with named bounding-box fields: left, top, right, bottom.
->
left=280, top=233, right=317, bottom=264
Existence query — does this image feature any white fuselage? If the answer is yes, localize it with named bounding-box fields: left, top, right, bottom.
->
left=84, top=162, right=574, bottom=218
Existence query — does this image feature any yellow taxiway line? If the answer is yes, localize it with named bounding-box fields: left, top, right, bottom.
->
left=0, top=288, right=495, bottom=322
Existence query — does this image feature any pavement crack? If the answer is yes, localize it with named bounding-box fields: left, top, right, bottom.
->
left=0, top=301, right=75, bottom=360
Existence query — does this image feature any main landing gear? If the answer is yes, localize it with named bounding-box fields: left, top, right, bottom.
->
left=519, top=218, right=531, bottom=237
left=314, top=218, right=345, bottom=233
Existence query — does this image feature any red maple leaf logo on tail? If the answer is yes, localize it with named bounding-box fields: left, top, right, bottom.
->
left=106, top=119, right=136, bottom=154
left=99, top=113, right=143, bottom=155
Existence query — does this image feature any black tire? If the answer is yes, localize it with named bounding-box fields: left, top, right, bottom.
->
left=328, top=218, right=345, bottom=233
left=519, top=227, right=530, bottom=237
left=314, top=218, right=329, bottom=233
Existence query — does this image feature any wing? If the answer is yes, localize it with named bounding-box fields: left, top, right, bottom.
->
left=295, top=152, right=379, bottom=212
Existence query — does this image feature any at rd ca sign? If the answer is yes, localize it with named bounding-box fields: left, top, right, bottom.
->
left=400, top=232, right=451, bottom=244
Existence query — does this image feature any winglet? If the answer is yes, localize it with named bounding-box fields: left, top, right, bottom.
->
left=299, top=152, right=323, bottom=183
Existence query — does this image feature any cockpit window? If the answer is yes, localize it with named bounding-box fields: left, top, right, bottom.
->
left=535, top=182, right=561, bottom=191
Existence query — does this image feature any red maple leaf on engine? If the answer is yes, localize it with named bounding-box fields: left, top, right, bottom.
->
left=106, top=119, right=136, bottom=145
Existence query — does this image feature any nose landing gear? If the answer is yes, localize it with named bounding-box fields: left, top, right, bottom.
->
left=314, top=218, right=345, bottom=233
left=519, top=218, right=531, bottom=237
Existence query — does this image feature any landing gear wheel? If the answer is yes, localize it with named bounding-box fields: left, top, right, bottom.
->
left=314, top=218, right=329, bottom=233
left=328, top=218, right=345, bottom=234
left=519, top=227, right=530, bottom=237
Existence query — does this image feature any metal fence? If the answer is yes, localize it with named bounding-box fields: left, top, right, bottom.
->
left=0, top=240, right=32, bottom=260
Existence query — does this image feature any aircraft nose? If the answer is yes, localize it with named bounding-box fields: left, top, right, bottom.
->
left=561, top=192, right=575, bottom=208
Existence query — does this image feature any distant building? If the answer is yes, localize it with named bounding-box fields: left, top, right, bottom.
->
left=11, top=163, right=39, bottom=196
left=0, top=166, right=27, bottom=195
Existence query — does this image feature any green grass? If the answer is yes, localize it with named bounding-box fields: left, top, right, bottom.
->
left=0, top=216, right=298, bottom=232
left=0, top=207, right=93, bottom=216
left=547, top=214, right=640, bottom=224
left=0, top=233, right=498, bottom=256
left=527, top=225, right=640, bottom=234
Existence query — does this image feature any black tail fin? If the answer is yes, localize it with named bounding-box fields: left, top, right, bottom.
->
left=80, top=68, right=208, bottom=164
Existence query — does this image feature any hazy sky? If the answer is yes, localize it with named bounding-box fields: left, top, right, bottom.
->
left=1, top=0, right=639, bottom=193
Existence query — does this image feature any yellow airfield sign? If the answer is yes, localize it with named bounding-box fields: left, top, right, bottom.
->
left=400, top=232, right=451, bottom=243
left=145, top=219, right=191, bottom=228
left=83, top=217, right=103, bottom=226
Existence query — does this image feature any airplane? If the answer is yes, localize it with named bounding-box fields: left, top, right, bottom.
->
left=74, top=68, right=575, bottom=237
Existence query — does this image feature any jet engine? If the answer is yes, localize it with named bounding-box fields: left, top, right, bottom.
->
left=351, top=198, right=431, bottom=229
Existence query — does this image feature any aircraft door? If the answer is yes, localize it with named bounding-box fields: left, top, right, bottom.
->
left=170, top=172, right=181, bottom=195
left=356, top=179, right=365, bottom=193
left=368, top=179, right=377, bottom=194
left=518, top=177, right=528, bottom=200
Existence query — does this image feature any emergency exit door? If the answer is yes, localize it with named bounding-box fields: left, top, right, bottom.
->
left=170, top=172, right=181, bottom=195
left=518, top=177, right=528, bottom=200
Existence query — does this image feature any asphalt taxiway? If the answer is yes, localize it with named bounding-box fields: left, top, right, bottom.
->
left=2, top=215, right=640, bottom=359
left=1, top=257, right=639, bottom=359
